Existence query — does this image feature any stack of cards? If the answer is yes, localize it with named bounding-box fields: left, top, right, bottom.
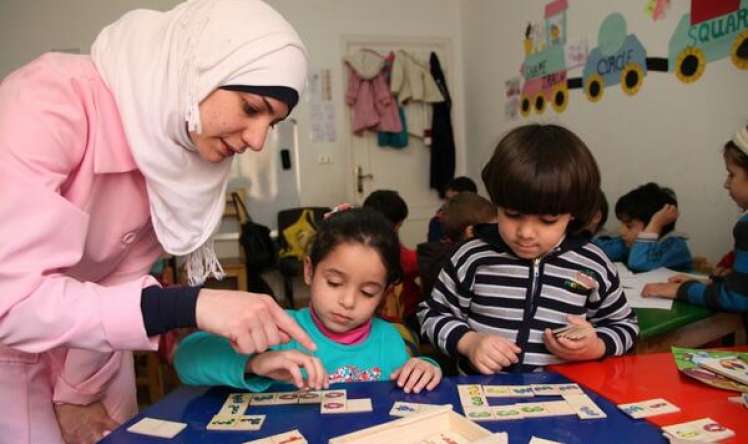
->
left=127, top=417, right=187, bottom=439
left=552, top=324, right=590, bottom=340
left=618, top=398, right=680, bottom=419
left=697, top=356, right=748, bottom=385
left=661, top=418, right=735, bottom=442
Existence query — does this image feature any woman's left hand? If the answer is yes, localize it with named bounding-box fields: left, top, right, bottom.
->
left=55, top=401, right=119, bottom=444
left=391, top=358, right=442, bottom=394
left=543, top=316, right=605, bottom=361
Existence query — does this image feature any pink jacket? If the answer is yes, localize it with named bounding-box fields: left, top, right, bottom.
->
left=345, top=64, right=402, bottom=135
left=0, top=53, right=161, bottom=443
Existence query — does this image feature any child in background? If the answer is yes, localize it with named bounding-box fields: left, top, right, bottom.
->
left=642, top=126, right=748, bottom=312
left=582, top=190, right=609, bottom=238
left=363, top=190, right=421, bottom=329
left=418, top=124, right=638, bottom=374
left=174, top=208, right=441, bottom=394
left=427, top=176, right=478, bottom=242
left=418, top=192, right=497, bottom=297
left=603, top=183, right=693, bottom=272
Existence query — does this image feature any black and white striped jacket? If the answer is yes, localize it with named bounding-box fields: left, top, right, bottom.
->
left=417, top=225, right=639, bottom=373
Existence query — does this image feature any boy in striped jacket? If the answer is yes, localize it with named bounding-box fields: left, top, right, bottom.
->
left=418, top=124, right=639, bottom=373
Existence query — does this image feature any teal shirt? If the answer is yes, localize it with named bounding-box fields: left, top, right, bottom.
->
left=174, top=308, right=437, bottom=392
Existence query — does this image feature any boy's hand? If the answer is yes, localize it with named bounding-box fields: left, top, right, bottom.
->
left=712, top=265, right=732, bottom=278
left=391, top=358, right=442, bottom=393
left=641, top=282, right=680, bottom=299
left=246, top=350, right=328, bottom=390
left=644, top=204, right=679, bottom=235
left=457, top=332, right=521, bottom=374
left=543, top=316, right=604, bottom=361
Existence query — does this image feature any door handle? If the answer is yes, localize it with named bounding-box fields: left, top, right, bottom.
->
left=356, top=166, right=373, bottom=194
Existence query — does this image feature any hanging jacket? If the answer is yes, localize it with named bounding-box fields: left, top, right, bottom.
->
left=344, top=50, right=402, bottom=135
left=390, top=50, right=444, bottom=141
left=429, top=52, right=456, bottom=197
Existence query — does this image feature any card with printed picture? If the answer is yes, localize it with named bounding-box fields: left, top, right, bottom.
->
left=618, top=398, right=680, bottom=419
left=297, top=390, right=322, bottom=404
left=482, top=385, right=534, bottom=398
left=661, top=417, right=735, bottom=442
left=249, top=392, right=278, bottom=406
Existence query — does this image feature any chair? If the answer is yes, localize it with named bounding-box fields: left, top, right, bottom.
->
left=276, top=207, right=330, bottom=308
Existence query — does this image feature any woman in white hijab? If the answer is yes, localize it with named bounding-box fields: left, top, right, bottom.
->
left=0, top=1, right=314, bottom=442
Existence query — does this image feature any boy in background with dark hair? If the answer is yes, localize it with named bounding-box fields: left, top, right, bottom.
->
left=603, top=182, right=693, bottom=272
left=428, top=176, right=478, bottom=242
left=363, top=190, right=421, bottom=331
left=418, top=192, right=496, bottom=297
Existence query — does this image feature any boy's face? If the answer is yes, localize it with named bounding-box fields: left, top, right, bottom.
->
left=618, top=217, right=645, bottom=247
left=724, top=158, right=748, bottom=210
left=496, top=208, right=572, bottom=259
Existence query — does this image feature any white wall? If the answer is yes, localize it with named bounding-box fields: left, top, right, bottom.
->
left=460, top=0, right=748, bottom=262
left=0, top=0, right=465, bottom=224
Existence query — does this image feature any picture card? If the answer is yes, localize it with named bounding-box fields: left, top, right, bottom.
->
left=207, top=414, right=265, bottom=431
left=618, top=398, right=680, bottom=419
left=661, top=418, right=735, bottom=442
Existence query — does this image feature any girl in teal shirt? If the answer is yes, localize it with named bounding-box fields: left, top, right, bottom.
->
left=175, top=207, right=441, bottom=394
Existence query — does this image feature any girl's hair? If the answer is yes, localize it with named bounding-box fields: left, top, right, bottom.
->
left=615, top=182, right=678, bottom=236
left=481, top=124, right=601, bottom=233
left=308, top=207, right=402, bottom=286
left=724, top=126, right=748, bottom=173
left=442, top=192, right=496, bottom=241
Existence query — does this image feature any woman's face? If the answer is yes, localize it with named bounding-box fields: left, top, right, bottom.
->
left=190, top=89, right=289, bottom=163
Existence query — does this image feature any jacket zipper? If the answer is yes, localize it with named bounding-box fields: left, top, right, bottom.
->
left=513, top=257, right=542, bottom=372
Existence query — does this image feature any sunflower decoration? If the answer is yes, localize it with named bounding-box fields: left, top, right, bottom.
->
left=731, top=29, right=748, bottom=70
left=621, top=62, right=644, bottom=96
left=675, top=46, right=705, bottom=84
left=584, top=73, right=604, bottom=103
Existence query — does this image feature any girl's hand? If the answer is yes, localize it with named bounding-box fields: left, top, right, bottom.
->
left=246, top=350, right=328, bottom=390
left=641, top=282, right=680, bottom=299
left=543, top=316, right=605, bottom=361
left=195, top=290, right=316, bottom=355
left=391, top=358, right=442, bottom=393
left=457, top=332, right=521, bottom=374
left=55, top=401, right=119, bottom=444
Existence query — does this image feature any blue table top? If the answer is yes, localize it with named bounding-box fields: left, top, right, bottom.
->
left=102, top=372, right=666, bottom=444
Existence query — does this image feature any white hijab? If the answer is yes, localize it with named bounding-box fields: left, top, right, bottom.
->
left=91, top=0, right=308, bottom=284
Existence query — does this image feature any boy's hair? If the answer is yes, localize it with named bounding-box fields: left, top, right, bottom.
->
left=481, top=124, right=601, bottom=233
left=724, top=125, right=748, bottom=173
left=442, top=192, right=496, bottom=241
left=363, top=190, right=408, bottom=226
left=615, top=182, right=678, bottom=236
left=308, top=207, right=402, bottom=286
left=446, top=176, right=478, bottom=194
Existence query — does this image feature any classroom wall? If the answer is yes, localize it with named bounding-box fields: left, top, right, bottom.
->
left=460, top=0, right=748, bottom=263
left=0, top=0, right=466, bottom=220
